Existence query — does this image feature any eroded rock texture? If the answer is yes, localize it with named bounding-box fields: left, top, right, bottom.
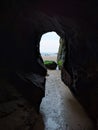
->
left=57, top=38, right=66, bottom=69
left=0, top=0, right=98, bottom=129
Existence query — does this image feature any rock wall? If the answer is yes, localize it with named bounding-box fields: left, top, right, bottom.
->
left=61, top=31, right=98, bottom=122
left=57, top=38, right=66, bottom=69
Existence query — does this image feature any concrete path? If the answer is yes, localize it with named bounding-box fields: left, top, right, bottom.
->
left=40, top=70, right=94, bottom=130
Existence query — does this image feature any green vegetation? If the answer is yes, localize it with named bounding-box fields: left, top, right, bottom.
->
left=57, top=60, right=63, bottom=69
left=44, top=60, right=54, bottom=65
left=44, top=60, right=63, bottom=70
left=44, top=60, right=57, bottom=70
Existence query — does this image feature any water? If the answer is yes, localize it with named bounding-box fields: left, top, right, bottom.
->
left=41, top=52, right=57, bottom=57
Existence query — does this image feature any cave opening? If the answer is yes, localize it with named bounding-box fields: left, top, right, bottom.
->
left=40, top=31, right=60, bottom=70
left=40, top=31, right=60, bottom=54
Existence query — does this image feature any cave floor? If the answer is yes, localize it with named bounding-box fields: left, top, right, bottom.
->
left=40, top=70, right=94, bottom=130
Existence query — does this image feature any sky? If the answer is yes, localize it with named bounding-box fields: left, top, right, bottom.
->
left=40, top=32, right=60, bottom=53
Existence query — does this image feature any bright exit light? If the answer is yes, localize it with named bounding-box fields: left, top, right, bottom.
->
left=40, top=32, right=60, bottom=53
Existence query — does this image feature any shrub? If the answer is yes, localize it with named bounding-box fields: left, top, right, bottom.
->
left=44, top=60, right=57, bottom=70
left=44, top=60, right=54, bottom=65
left=57, top=60, right=63, bottom=69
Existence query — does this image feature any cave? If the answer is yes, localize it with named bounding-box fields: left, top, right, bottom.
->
left=0, top=0, right=98, bottom=129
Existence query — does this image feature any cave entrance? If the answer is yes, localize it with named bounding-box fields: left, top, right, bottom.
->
left=40, top=31, right=60, bottom=70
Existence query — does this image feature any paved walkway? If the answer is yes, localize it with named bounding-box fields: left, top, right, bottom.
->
left=40, top=70, right=94, bottom=130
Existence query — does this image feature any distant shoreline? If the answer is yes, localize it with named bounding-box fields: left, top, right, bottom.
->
left=42, top=55, right=57, bottom=62
left=41, top=52, right=57, bottom=57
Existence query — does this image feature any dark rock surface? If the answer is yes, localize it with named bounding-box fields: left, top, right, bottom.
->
left=9, top=72, right=46, bottom=112
left=57, top=38, right=66, bottom=68
left=61, top=34, right=98, bottom=123
left=0, top=78, right=44, bottom=130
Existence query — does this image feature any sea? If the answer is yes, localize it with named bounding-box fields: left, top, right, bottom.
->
left=41, top=52, right=57, bottom=56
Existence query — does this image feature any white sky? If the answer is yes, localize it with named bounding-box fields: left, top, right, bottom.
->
left=40, top=32, right=60, bottom=53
